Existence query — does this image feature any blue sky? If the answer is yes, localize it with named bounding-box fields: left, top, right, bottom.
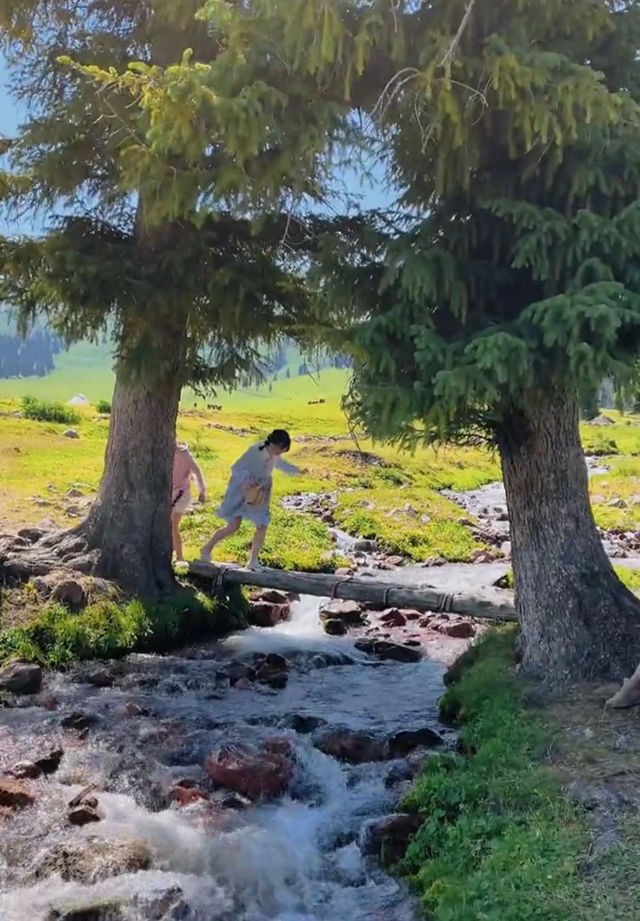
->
left=0, top=52, right=392, bottom=227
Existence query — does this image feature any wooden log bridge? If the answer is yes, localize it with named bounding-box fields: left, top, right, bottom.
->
left=188, top=561, right=516, bottom=622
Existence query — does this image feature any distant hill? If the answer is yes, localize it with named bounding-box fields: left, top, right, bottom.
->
left=0, top=310, right=350, bottom=407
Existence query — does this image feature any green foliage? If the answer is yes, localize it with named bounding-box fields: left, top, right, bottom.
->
left=402, top=629, right=588, bottom=920
left=21, top=395, right=79, bottom=425
left=95, top=399, right=111, bottom=414
left=0, top=586, right=246, bottom=669
left=0, top=0, right=345, bottom=388
left=307, top=1, right=640, bottom=446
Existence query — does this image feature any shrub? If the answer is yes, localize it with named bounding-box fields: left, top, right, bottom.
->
left=96, top=399, right=112, bottom=414
left=21, top=395, right=80, bottom=425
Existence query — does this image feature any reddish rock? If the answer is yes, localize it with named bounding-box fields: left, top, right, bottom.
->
left=248, top=600, right=290, bottom=628
left=205, top=742, right=293, bottom=800
left=470, top=549, right=496, bottom=564
left=386, top=555, right=406, bottom=567
left=171, top=782, right=208, bottom=806
left=0, top=778, right=35, bottom=809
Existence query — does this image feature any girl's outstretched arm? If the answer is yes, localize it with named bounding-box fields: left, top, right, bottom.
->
left=275, top=457, right=303, bottom=475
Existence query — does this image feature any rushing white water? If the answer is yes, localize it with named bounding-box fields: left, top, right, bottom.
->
left=0, top=595, right=448, bottom=921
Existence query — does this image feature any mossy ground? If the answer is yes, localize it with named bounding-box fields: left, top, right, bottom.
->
left=0, top=584, right=246, bottom=670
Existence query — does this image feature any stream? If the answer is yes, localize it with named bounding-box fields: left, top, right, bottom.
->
left=0, top=594, right=455, bottom=921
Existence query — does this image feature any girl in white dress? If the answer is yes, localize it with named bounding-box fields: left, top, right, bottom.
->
left=199, top=429, right=302, bottom=569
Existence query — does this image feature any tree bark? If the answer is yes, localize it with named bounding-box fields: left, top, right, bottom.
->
left=498, top=386, right=640, bottom=683
left=77, top=358, right=183, bottom=596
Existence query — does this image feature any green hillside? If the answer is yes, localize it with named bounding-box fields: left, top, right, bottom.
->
left=0, top=331, right=349, bottom=408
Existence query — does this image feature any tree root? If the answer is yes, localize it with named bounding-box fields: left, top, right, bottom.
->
left=0, top=524, right=101, bottom=585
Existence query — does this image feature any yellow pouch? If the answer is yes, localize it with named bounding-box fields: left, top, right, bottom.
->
left=244, top=483, right=264, bottom=506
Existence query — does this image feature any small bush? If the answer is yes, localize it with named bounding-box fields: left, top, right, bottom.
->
left=96, top=399, right=112, bottom=414
left=21, top=395, right=80, bottom=425
left=582, top=431, right=620, bottom=456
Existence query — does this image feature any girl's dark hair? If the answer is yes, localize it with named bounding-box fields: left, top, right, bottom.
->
left=260, top=429, right=291, bottom=452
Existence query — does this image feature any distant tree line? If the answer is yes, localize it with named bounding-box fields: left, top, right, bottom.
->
left=0, top=329, right=64, bottom=379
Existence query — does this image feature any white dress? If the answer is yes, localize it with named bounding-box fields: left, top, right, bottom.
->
left=216, top=443, right=301, bottom=526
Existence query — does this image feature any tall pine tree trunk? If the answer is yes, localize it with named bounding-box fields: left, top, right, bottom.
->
left=79, top=355, right=183, bottom=596
left=498, top=386, right=640, bottom=683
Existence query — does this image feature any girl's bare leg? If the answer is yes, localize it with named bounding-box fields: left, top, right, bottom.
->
left=199, top=518, right=242, bottom=561
left=171, top=513, right=184, bottom=562
left=248, top=526, right=268, bottom=570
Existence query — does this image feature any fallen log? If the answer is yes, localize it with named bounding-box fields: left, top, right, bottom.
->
left=187, top=560, right=516, bottom=622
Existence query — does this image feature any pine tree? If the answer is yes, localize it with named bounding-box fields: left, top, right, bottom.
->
left=306, top=0, right=640, bottom=681
left=0, top=0, right=343, bottom=595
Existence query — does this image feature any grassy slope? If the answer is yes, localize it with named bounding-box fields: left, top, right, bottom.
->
left=401, top=630, right=640, bottom=921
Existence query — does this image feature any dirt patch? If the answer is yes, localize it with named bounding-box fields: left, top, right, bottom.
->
left=545, top=682, right=640, bottom=898
left=0, top=584, right=44, bottom=632
left=314, top=446, right=389, bottom=467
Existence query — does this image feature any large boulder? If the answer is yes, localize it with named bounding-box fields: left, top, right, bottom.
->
left=0, top=660, right=43, bottom=695
left=205, top=741, right=294, bottom=800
